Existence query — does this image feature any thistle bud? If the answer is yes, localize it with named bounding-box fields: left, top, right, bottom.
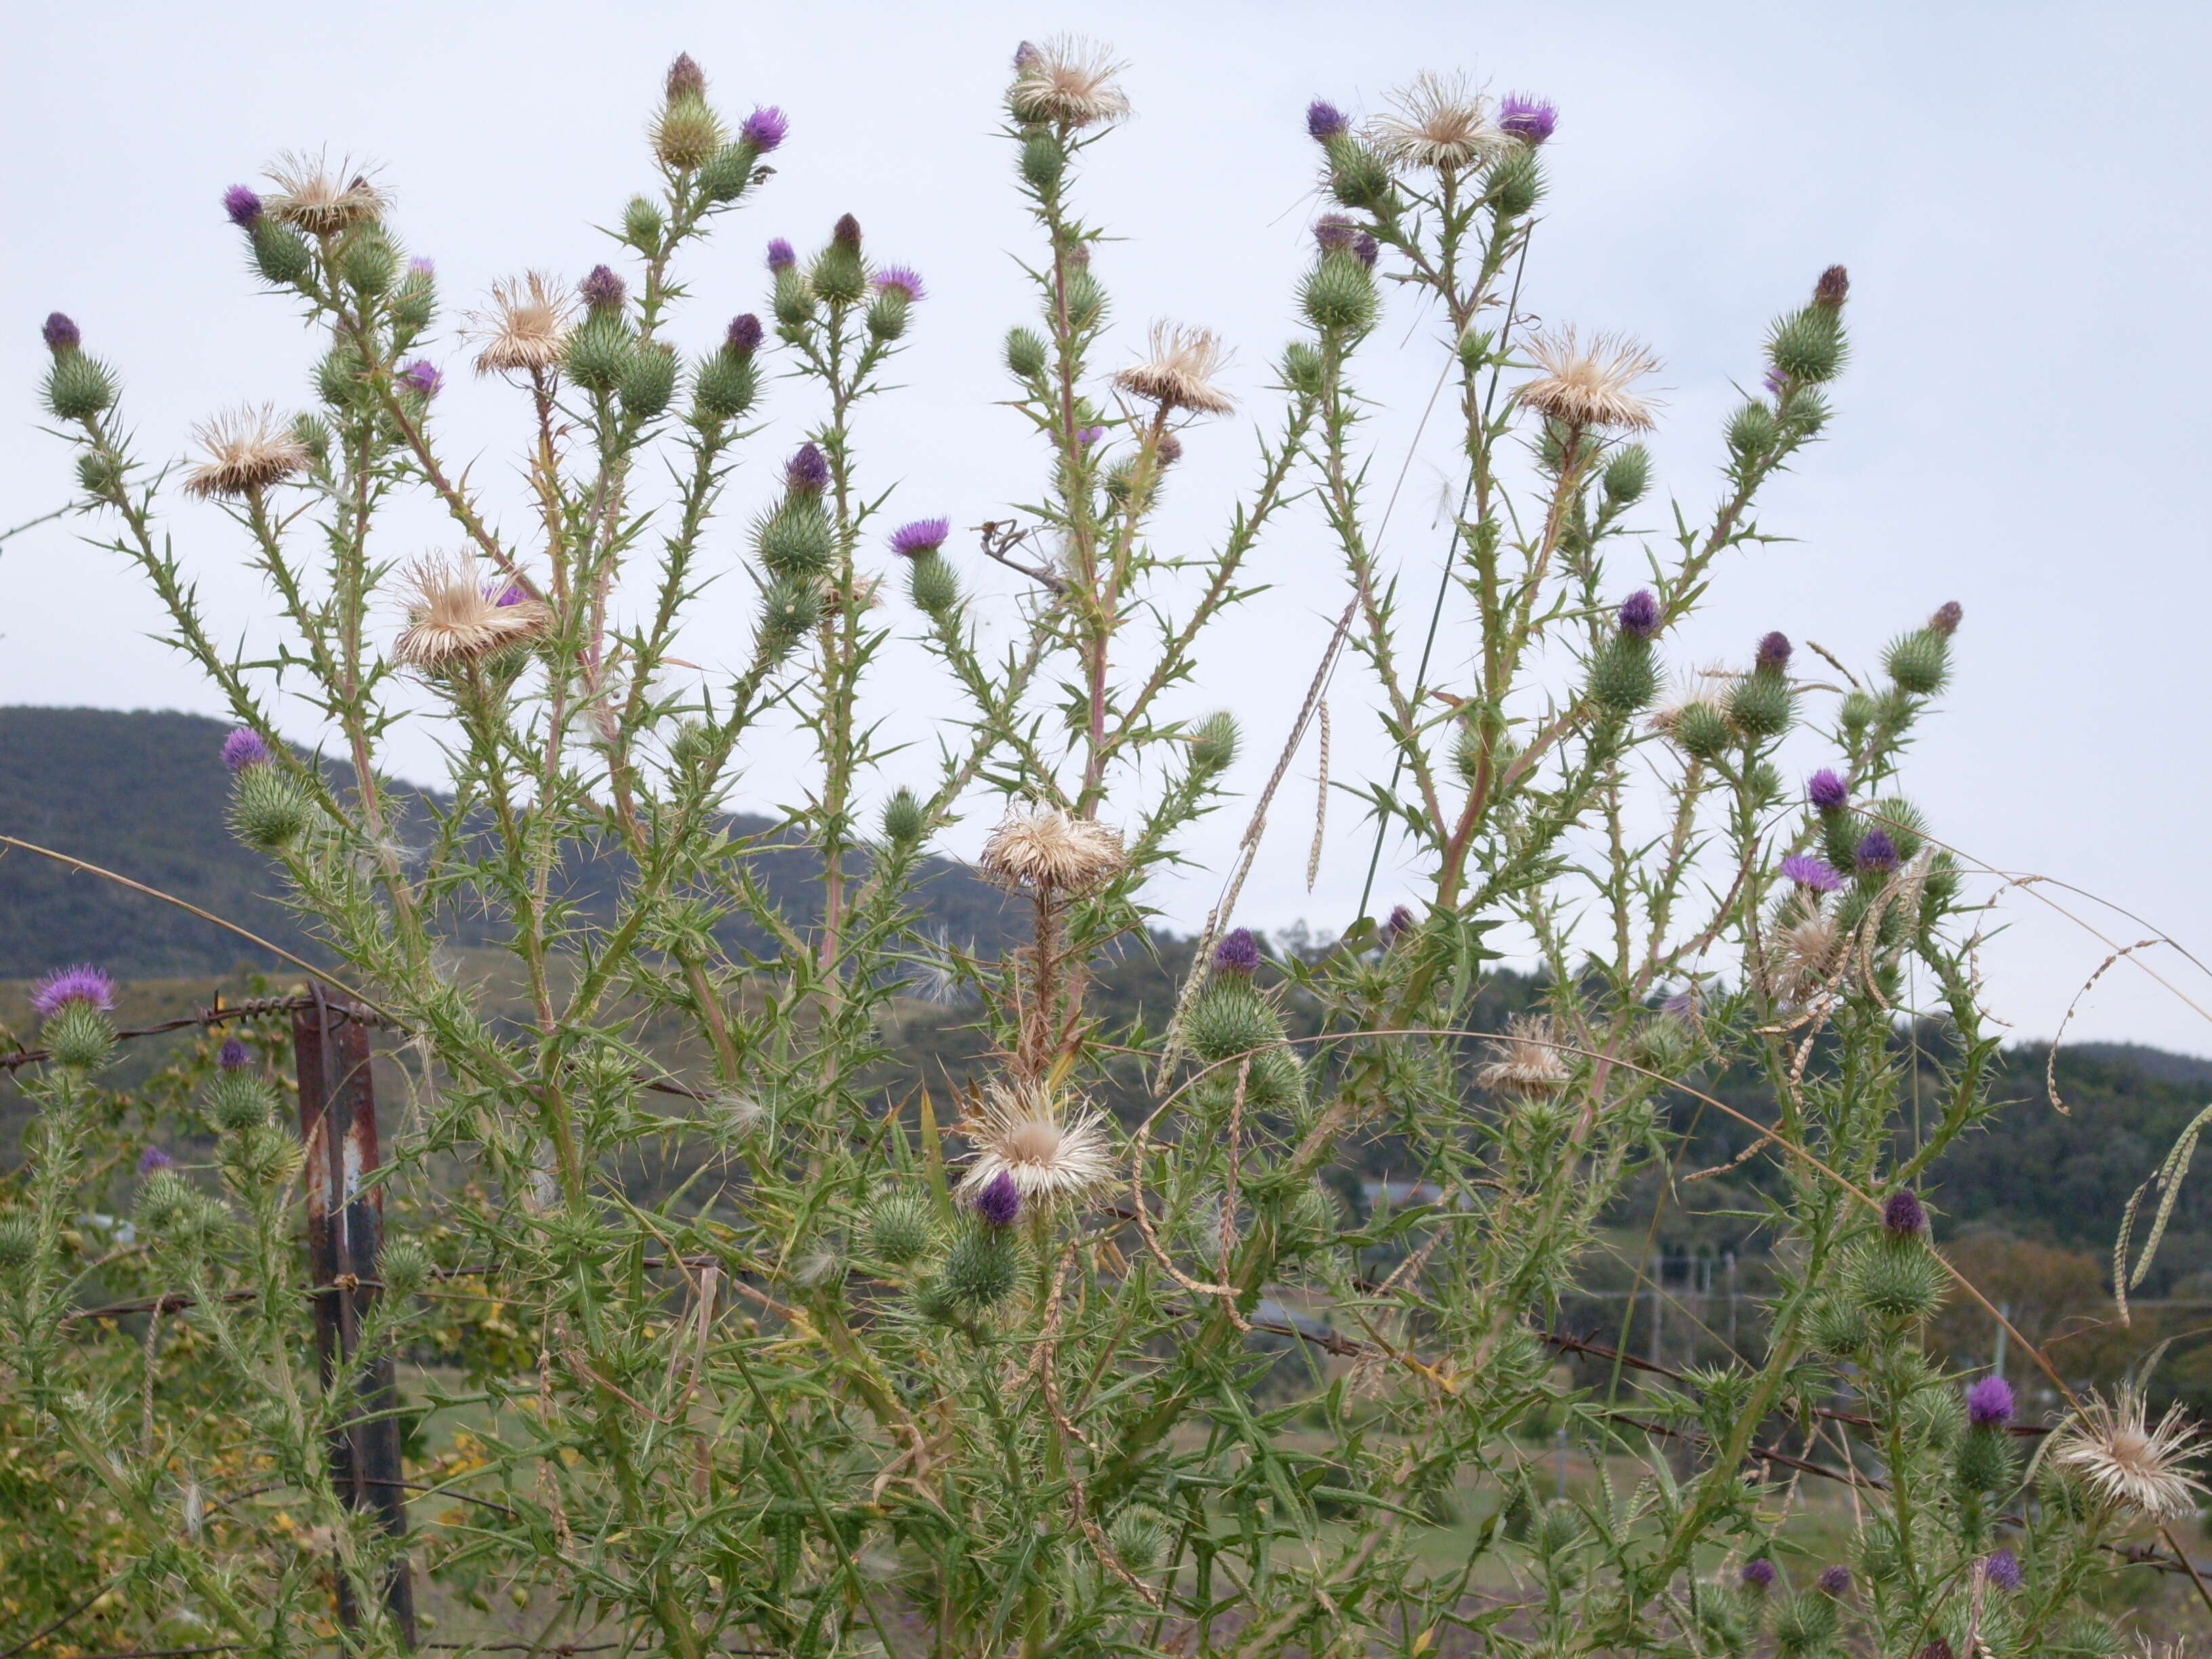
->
left=865, top=1188, right=934, bottom=1264
left=1602, top=445, right=1651, bottom=504
left=230, top=762, right=312, bottom=848
left=1807, top=1294, right=1868, bottom=1355
left=43, top=346, right=117, bottom=423
left=617, top=342, right=678, bottom=419
left=1766, top=308, right=1846, bottom=384
left=77, top=449, right=125, bottom=496
left=249, top=218, right=314, bottom=288
left=579, top=264, right=628, bottom=315
left=1324, top=134, right=1393, bottom=212
left=943, top=1226, right=1019, bottom=1305
left=1771, top=1591, right=1839, bottom=1656
left=1954, top=1411, right=2017, bottom=1492
left=1108, top=1511, right=1168, bottom=1572
left=880, top=787, right=926, bottom=847
left=1843, top=1235, right=1944, bottom=1319
left=1885, top=627, right=1950, bottom=695
left=1020, top=131, right=1065, bottom=193
left=1488, top=148, right=1542, bottom=218
left=1587, top=635, right=1659, bottom=717
left=1727, top=670, right=1794, bottom=740
left=391, top=262, right=436, bottom=335
left=1185, top=977, right=1282, bottom=1066
left=653, top=91, right=726, bottom=172
left=756, top=575, right=822, bottom=654
left=135, top=1168, right=197, bottom=1237
left=1005, top=326, right=1048, bottom=380
left=623, top=194, right=665, bottom=250
left=697, top=142, right=757, bottom=203
left=337, top=228, right=398, bottom=295
left=1675, top=700, right=1732, bottom=760
left=0, top=1214, right=35, bottom=1277
left=771, top=265, right=817, bottom=328
left=756, top=497, right=835, bottom=579
left=1812, top=264, right=1850, bottom=309
left=1156, top=432, right=1184, bottom=467
left=377, top=1237, right=432, bottom=1299
left=906, top=551, right=960, bottom=616
left=1300, top=253, right=1378, bottom=334
left=205, top=1066, right=275, bottom=1132
left=1279, top=342, right=1326, bottom=397
left=1929, top=600, right=1963, bottom=636
left=1726, top=399, right=1779, bottom=459
left=811, top=218, right=867, bottom=305
left=1189, top=710, right=1238, bottom=775
left=563, top=314, right=635, bottom=394
left=693, top=333, right=761, bottom=422
left=865, top=289, right=910, bottom=342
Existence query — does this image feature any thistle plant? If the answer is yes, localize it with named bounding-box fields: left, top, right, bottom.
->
left=5, top=38, right=2202, bottom=1659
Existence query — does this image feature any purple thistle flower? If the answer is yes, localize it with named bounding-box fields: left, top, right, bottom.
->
left=1498, top=94, right=1558, bottom=146
left=1314, top=214, right=1358, bottom=254
left=1930, top=600, right=1963, bottom=636
left=1076, top=425, right=1106, bottom=447
left=138, top=1145, right=175, bottom=1174
left=42, top=312, right=80, bottom=354
left=1982, top=1549, right=2020, bottom=1592
left=888, top=518, right=950, bottom=558
left=1617, top=589, right=1661, bottom=640
left=1883, top=1189, right=1928, bottom=1237
left=1854, top=829, right=1898, bottom=873
left=397, top=359, right=442, bottom=398
left=1353, top=230, right=1380, bottom=268
left=579, top=264, right=626, bottom=311
left=222, top=726, right=272, bottom=772
left=218, top=1036, right=251, bottom=1070
left=726, top=313, right=764, bottom=354
left=1012, top=41, right=1042, bottom=70
left=1213, top=928, right=1261, bottom=976
left=31, top=965, right=117, bottom=1017
left=1762, top=365, right=1788, bottom=398
left=872, top=265, right=926, bottom=303
left=741, top=105, right=789, bottom=152
left=1306, top=100, right=1349, bottom=142
left=1157, top=432, right=1184, bottom=466
left=1740, top=1557, right=1776, bottom=1591
left=1779, top=853, right=1843, bottom=893
left=974, top=1169, right=1021, bottom=1229
left=1383, top=903, right=1417, bottom=942
left=1756, top=631, right=1792, bottom=672
left=223, top=184, right=264, bottom=228
left=785, top=443, right=830, bottom=494
left=766, top=237, right=796, bottom=271
left=832, top=213, right=862, bottom=251
left=408, top=256, right=435, bottom=278
left=1966, top=1375, right=2015, bottom=1427
left=1816, top=1565, right=1851, bottom=1596
left=1662, top=986, right=1698, bottom=1019
left=1807, top=769, right=1848, bottom=812
left=493, top=583, right=528, bottom=607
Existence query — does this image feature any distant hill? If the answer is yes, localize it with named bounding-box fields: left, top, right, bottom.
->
left=0, top=705, right=1023, bottom=977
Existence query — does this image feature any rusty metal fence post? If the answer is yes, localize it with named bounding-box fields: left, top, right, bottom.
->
left=293, top=986, right=417, bottom=1647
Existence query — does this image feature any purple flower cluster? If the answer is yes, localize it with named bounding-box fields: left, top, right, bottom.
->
left=32, top=964, right=117, bottom=1017
left=1213, top=928, right=1261, bottom=976
left=222, top=726, right=272, bottom=772
left=1740, top=1557, right=1776, bottom=1590
left=1617, top=589, right=1661, bottom=640
left=224, top=184, right=264, bottom=228
left=1966, top=1375, right=2014, bottom=1427
left=138, top=1145, right=175, bottom=1174
left=727, top=314, right=764, bottom=354
left=579, top=264, right=626, bottom=310
left=741, top=106, right=789, bottom=152
left=218, top=1036, right=251, bottom=1070
left=785, top=443, right=830, bottom=493
left=42, top=312, right=79, bottom=353
left=973, top=1169, right=1021, bottom=1229
left=888, top=518, right=950, bottom=558
left=1854, top=829, right=1898, bottom=873
left=409, top=257, right=436, bottom=278
left=1383, top=903, right=1416, bottom=942
left=397, top=359, right=443, bottom=398
left=1806, top=769, right=1848, bottom=812
left=1762, top=365, right=1788, bottom=399
left=1816, top=1565, right=1851, bottom=1596
left=1982, top=1548, right=2021, bottom=1592
left=1313, top=214, right=1379, bottom=268
left=1756, top=631, right=1792, bottom=672
left=1780, top=853, right=1842, bottom=893
left=1882, top=1189, right=1927, bottom=1238
left=766, top=237, right=796, bottom=271
left=1076, top=425, right=1106, bottom=447
left=1306, top=100, right=1349, bottom=141
left=872, top=265, right=926, bottom=303
left=1498, top=94, right=1557, bottom=146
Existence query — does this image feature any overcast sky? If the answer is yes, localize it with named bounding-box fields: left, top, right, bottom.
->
left=3, top=1, right=2209, bottom=1053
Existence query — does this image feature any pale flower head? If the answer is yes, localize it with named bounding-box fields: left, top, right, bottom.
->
left=2049, top=1384, right=2212, bottom=1520
left=1477, top=1012, right=1571, bottom=1097
left=1111, top=323, right=1235, bottom=417
left=470, top=272, right=575, bottom=376
left=264, top=152, right=389, bottom=234
left=1516, top=329, right=1662, bottom=432
left=1763, top=905, right=1843, bottom=1006
left=955, top=1079, right=1115, bottom=1206
left=979, top=806, right=1128, bottom=896
left=1008, top=35, right=1131, bottom=130
left=393, top=558, right=550, bottom=670
left=1366, top=71, right=1511, bottom=173
left=184, top=405, right=310, bottom=499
